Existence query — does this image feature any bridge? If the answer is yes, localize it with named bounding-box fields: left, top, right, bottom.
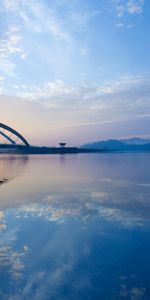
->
left=0, top=123, right=30, bottom=147
left=0, top=122, right=79, bottom=154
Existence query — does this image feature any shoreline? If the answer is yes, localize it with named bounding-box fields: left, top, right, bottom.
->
left=0, top=145, right=150, bottom=155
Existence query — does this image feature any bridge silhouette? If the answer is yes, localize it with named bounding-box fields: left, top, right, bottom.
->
left=0, top=123, right=29, bottom=146
left=0, top=122, right=81, bottom=154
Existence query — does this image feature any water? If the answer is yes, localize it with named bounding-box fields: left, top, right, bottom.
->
left=0, top=153, right=150, bottom=300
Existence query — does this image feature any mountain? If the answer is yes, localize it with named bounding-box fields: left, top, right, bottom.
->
left=81, top=138, right=150, bottom=151
left=121, top=137, right=150, bottom=145
left=82, top=140, right=126, bottom=150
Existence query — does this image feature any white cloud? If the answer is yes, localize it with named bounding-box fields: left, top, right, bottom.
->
left=113, top=0, right=145, bottom=17
left=131, top=287, right=145, bottom=300
left=0, top=74, right=149, bottom=142
left=120, top=285, right=146, bottom=300
left=0, top=76, right=5, bottom=81
left=127, top=0, right=144, bottom=14
left=116, top=3, right=126, bottom=17
left=0, top=0, right=101, bottom=82
left=0, top=25, right=26, bottom=76
left=115, top=22, right=125, bottom=27
left=0, top=211, right=7, bottom=231
left=0, top=244, right=26, bottom=280
left=2, top=0, right=20, bottom=11
left=11, top=76, right=150, bottom=116
left=1, top=0, right=82, bottom=83
left=97, top=75, right=144, bottom=95
left=68, top=8, right=101, bottom=27
left=0, top=221, right=28, bottom=281
left=0, top=76, right=5, bottom=93
left=14, top=178, right=150, bottom=227
left=2, top=0, right=71, bottom=42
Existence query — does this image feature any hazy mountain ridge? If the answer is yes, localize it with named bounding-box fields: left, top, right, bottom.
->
left=81, top=138, right=150, bottom=151
left=121, top=137, right=150, bottom=145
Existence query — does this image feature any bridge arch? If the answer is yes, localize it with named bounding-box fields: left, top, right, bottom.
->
left=0, top=123, right=30, bottom=146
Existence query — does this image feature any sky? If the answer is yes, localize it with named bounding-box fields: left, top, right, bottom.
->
left=0, top=0, right=150, bottom=146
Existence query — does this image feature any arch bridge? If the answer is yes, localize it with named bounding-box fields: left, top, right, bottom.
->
left=0, top=123, right=30, bottom=146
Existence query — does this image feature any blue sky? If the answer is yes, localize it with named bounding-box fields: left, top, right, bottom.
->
left=0, top=0, right=150, bottom=145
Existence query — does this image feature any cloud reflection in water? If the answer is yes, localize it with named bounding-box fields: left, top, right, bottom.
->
left=0, top=154, right=150, bottom=299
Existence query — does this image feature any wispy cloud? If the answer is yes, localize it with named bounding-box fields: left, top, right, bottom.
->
left=0, top=76, right=5, bottom=93
left=0, top=0, right=149, bottom=142
left=68, top=7, right=101, bottom=28
left=0, top=223, right=28, bottom=281
left=113, top=0, right=145, bottom=17
left=15, top=180, right=150, bottom=227
left=120, top=285, right=145, bottom=300
left=1, top=0, right=72, bottom=55
left=0, top=24, right=26, bottom=77
left=0, top=74, right=149, bottom=143
left=0, top=211, right=6, bottom=231
left=2, top=0, right=20, bottom=11
left=0, top=0, right=94, bottom=82
left=127, top=0, right=144, bottom=14
left=11, top=75, right=150, bottom=115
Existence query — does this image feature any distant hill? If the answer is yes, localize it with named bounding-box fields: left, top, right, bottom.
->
left=81, top=138, right=150, bottom=152
left=121, top=137, right=150, bottom=145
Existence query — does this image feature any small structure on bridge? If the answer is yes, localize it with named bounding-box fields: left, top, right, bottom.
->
left=59, top=142, right=66, bottom=148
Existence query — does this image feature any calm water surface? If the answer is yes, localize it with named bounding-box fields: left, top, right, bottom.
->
left=0, top=153, right=150, bottom=300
